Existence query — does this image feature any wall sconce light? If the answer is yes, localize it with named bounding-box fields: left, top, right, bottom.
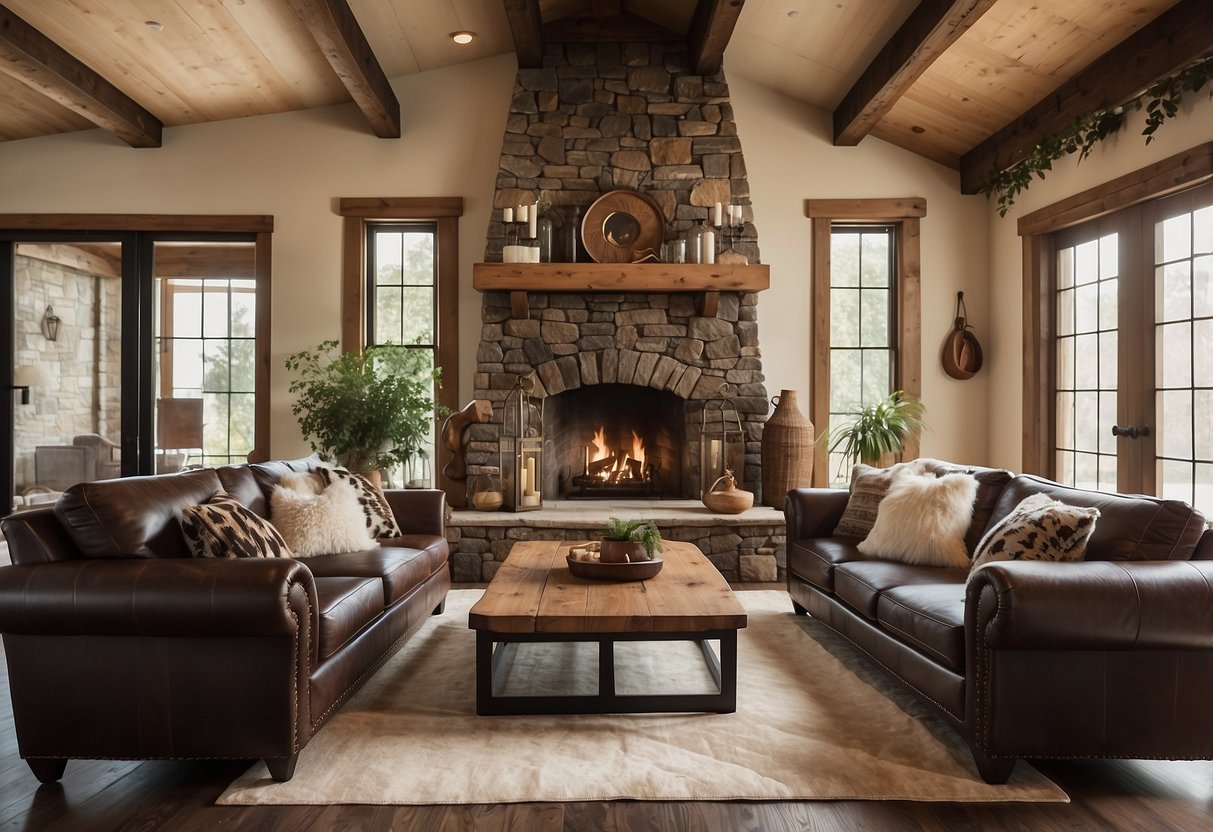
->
left=13, top=365, right=48, bottom=405
left=41, top=305, right=60, bottom=342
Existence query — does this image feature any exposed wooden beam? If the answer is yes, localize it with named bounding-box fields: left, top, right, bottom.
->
left=286, top=0, right=400, bottom=138
left=0, top=4, right=162, bottom=147
left=503, top=0, right=544, bottom=68
left=15, top=243, right=120, bottom=279
left=687, top=0, right=746, bottom=76
left=960, top=0, right=1213, bottom=194
left=832, top=0, right=996, bottom=147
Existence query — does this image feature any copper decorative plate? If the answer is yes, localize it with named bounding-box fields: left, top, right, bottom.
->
left=566, top=554, right=664, bottom=581
left=581, top=189, right=666, bottom=263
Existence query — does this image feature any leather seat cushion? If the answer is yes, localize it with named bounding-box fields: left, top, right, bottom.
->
left=877, top=583, right=967, bottom=672
left=835, top=561, right=968, bottom=620
left=314, top=577, right=385, bottom=660
left=786, top=537, right=870, bottom=594
left=306, top=544, right=445, bottom=606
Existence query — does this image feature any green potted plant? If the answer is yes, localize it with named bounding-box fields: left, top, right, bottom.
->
left=285, top=340, right=446, bottom=484
left=599, top=517, right=664, bottom=563
left=827, top=390, right=926, bottom=478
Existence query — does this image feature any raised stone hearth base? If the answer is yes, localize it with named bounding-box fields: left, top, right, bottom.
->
left=447, top=500, right=785, bottom=583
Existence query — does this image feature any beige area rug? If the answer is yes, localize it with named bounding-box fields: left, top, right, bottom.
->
left=217, top=590, right=1067, bottom=805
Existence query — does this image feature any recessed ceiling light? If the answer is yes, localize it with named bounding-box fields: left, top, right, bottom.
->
left=145, top=20, right=164, bottom=32
left=450, top=31, right=475, bottom=45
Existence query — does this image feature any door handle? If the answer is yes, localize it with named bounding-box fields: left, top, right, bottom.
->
left=1111, top=425, right=1151, bottom=439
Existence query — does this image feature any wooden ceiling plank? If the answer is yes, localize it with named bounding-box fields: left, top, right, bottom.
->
left=285, top=0, right=400, bottom=138
left=0, top=4, right=162, bottom=147
left=15, top=243, right=121, bottom=279
left=504, top=0, right=544, bottom=68
left=831, top=0, right=998, bottom=146
left=959, top=0, right=1213, bottom=194
left=687, top=0, right=746, bottom=76
left=544, top=12, right=682, bottom=43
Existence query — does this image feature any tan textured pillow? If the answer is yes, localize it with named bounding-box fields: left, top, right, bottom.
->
left=971, top=493, right=1100, bottom=570
left=833, top=461, right=931, bottom=537
left=857, top=471, right=978, bottom=568
left=180, top=493, right=292, bottom=559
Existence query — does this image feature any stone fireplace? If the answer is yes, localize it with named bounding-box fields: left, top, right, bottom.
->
left=447, top=37, right=786, bottom=584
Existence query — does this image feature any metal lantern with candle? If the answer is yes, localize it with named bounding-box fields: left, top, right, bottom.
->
left=500, top=374, right=544, bottom=511
left=699, top=386, right=746, bottom=502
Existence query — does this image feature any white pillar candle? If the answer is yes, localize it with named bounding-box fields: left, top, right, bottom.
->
left=702, top=227, right=716, bottom=264
left=523, top=457, right=536, bottom=496
left=503, top=207, right=513, bottom=223
left=713, top=202, right=723, bottom=226
left=517, top=204, right=528, bottom=223
left=528, top=203, right=538, bottom=239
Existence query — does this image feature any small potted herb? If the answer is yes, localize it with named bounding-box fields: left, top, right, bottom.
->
left=599, top=517, right=663, bottom=563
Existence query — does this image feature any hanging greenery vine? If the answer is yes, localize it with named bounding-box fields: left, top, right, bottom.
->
left=982, top=55, right=1213, bottom=216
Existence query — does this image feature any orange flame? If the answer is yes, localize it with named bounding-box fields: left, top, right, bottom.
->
left=586, top=426, right=646, bottom=482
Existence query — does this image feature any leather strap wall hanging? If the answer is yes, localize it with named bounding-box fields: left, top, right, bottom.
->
left=942, top=292, right=983, bottom=380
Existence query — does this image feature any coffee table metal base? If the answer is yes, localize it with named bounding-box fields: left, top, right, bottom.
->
left=475, top=630, right=738, bottom=716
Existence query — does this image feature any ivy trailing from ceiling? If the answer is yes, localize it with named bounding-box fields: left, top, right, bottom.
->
left=982, top=55, right=1213, bottom=217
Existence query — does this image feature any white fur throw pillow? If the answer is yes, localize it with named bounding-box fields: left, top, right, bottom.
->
left=971, top=493, right=1100, bottom=570
left=270, top=477, right=377, bottom=557
left=857, top=470, right=979, bottom=568
left=833, top=460, right=934, bottom=537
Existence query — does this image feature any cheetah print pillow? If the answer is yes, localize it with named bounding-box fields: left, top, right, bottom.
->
left=181, top=493, right=292, bottom=559
left=316, top=466, right=402, bottom=539
left=971, top=493, right=1099, bottom=570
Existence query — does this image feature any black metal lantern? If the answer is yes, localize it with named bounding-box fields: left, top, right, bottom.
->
left=41, top=305, right=60, bottom=342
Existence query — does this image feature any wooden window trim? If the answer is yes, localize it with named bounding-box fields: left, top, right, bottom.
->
left=806, top=198, right=924, bottom=486
left=1017, top=142, right=1213, bottom=474
left=336, top=197, right=463, bottom=495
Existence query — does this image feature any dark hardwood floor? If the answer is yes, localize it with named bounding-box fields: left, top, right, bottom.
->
left=1, top=588, right=1211, bottom=831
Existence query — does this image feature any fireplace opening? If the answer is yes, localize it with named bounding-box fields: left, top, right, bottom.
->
left=544, top=384, right=684, bottom=499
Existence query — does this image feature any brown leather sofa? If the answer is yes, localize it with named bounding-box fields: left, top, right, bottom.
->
left=785, top=463, right=1213, bottom=783
left=0, top=457, right=450, bottom=784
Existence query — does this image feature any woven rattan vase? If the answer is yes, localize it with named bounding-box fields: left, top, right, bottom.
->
left=760, top=390, right=814, bottom=507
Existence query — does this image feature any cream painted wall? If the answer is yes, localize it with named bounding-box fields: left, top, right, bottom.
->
left=2, top=52, right=993, bottom=467
left=0, top=53, right=517, bottom=460
left=727, top=74, right=992, bottom=466
left=984, top=93, right=1213, bottom=472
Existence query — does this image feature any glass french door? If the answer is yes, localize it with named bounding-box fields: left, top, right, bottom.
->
left=1051, top=181, right=1213, bottom=515
left=4, top=231, right=263, bottom=517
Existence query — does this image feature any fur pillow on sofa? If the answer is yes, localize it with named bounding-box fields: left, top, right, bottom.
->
left=181, top=493, right=292, bottom=559
left=270, top=476, right=378, bottom=557
left=857, top=470, right=978, bottom=568
left=971, top=493, right=1100, bottom=570
left=316, top=466, right=402, bottom=539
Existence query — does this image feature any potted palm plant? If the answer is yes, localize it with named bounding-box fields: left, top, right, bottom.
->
left=827, top=390, right=926, bottom=479
left=599, top=517, right=664, bottom=563
left=285, top=340, right=446, bottom=484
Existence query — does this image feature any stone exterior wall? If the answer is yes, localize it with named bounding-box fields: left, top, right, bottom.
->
left=13, top=254, right=121, bottom=492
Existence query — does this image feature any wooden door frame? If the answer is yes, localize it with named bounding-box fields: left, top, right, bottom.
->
left=1016, top=142, right=1213, bottom=475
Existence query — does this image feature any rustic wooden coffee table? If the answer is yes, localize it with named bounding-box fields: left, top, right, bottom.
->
left=468, top=539, right=748, bottom=716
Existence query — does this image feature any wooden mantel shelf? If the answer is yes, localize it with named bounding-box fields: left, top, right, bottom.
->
left=472, top=262, right=770, bottom=318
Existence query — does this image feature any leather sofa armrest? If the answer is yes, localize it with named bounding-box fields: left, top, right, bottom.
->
left=784, top=488, right=849, bottom=540
left=0, top=558, right=318, bottom=640
left=382, top=488, right=447, bottom=537
left=965, top=560, right=1213, bottom=651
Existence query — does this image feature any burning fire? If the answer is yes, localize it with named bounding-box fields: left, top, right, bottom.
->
left=586, top=426, right=647, bottom=484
